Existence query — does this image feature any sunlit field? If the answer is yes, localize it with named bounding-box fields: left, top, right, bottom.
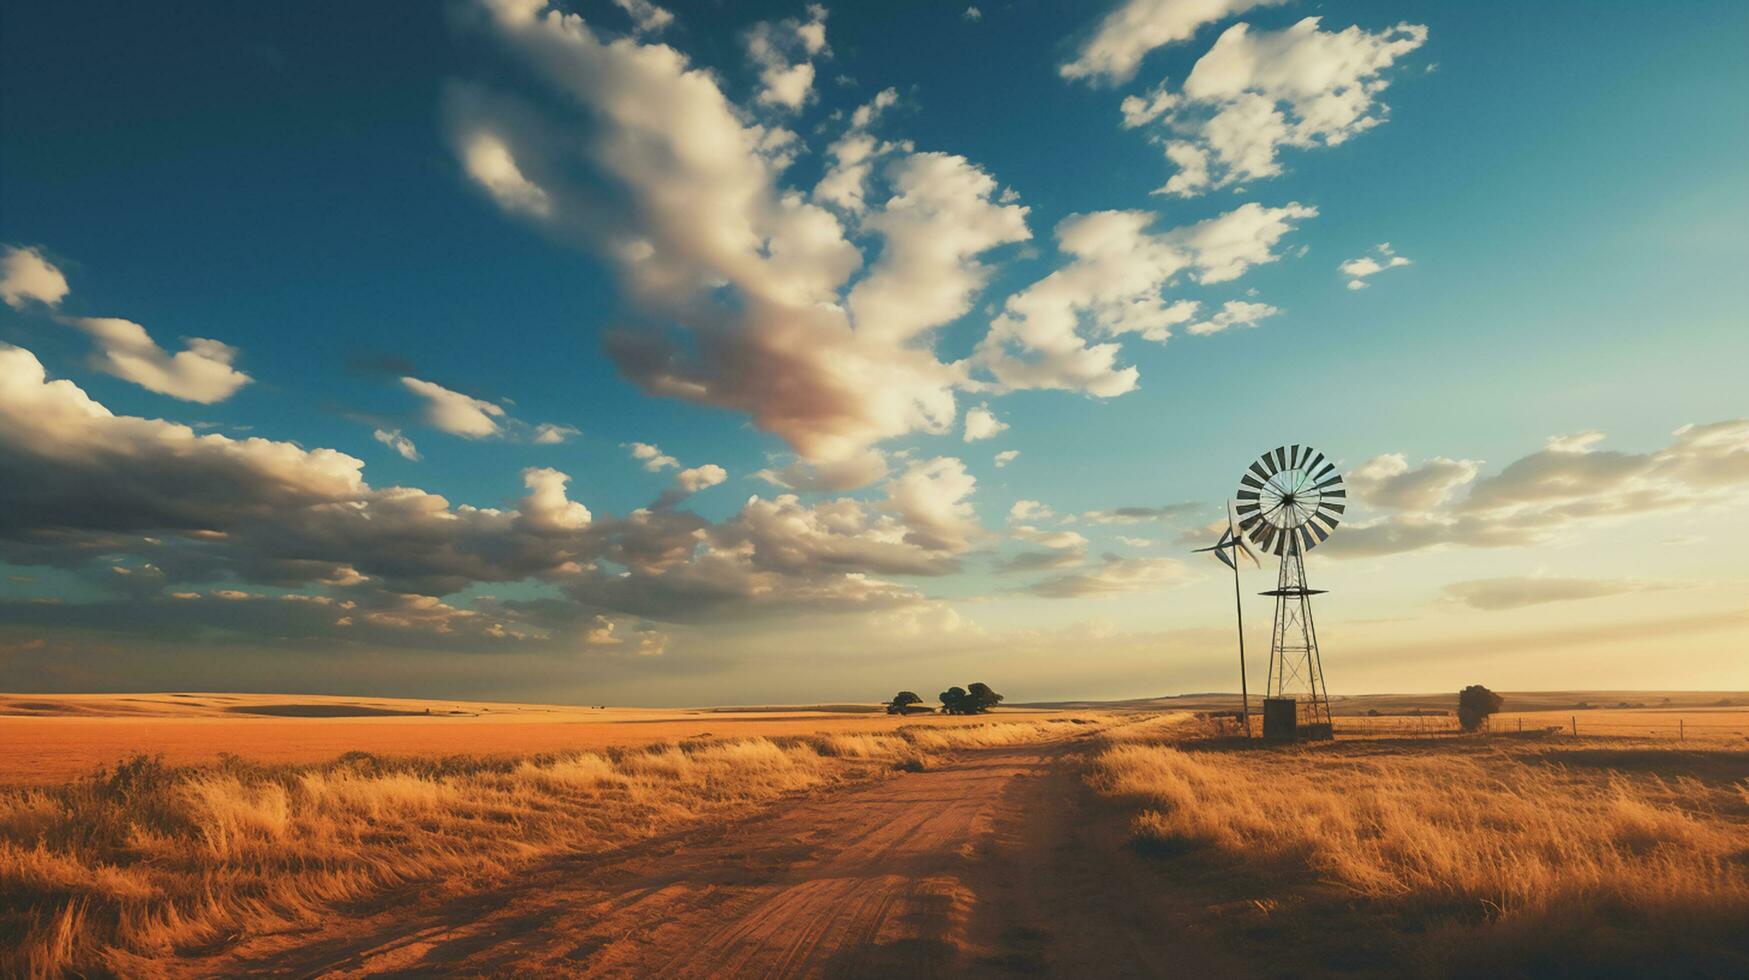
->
left=0, top=693, right=1065, bottom=785
left=1088, top=718, right=1749, bottom=976
left=0, top=711, right=1106, bottom=977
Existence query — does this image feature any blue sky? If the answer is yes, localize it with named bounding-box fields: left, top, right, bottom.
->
left=1, top=0, right=1745, bottom=704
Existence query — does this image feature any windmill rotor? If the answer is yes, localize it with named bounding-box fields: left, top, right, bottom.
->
left=1234, top=444, right=1346, bottom=556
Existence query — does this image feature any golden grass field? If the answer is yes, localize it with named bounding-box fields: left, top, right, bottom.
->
left=0, top=695, right=1101, bottom=978
left=1089, top=714, right=1749, bottom=976
left=0, top=693, right=1063, bottom=785
left=3, top=692, right=1746, bottom=977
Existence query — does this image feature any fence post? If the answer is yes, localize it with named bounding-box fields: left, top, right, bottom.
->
left=1571, top=715, right=1577, bottom=737
left=1679, top=718, right=1684, bottom=742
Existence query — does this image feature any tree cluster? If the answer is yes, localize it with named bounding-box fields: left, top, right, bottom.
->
left=885, top=683, right=1005, bottom=715
left=938, top=683, right=1003, bottom=715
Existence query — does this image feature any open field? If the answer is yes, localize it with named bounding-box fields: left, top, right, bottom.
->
left=4, top=695, right=1746, bottom=977
left=0, top=707, right=1119, bottom=977
left=1090, top=719, right=1749, bottom=976
left=0, top=694, right=1063, bottom=786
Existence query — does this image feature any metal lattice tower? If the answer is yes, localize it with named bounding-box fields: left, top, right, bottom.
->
left=1235, top=445, right=1344, bottom=740
left=1262, top=534, right=1332, bottom=732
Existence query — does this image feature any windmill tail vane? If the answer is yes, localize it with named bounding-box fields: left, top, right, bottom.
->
left=1193, top=525, right=1259, bottom=570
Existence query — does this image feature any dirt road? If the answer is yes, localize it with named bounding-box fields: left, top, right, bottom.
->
left=199, top=737, right=1246, bottom=978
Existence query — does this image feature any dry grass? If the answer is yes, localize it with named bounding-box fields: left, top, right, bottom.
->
left=0, top=717, right=1093, bottom=977
left=1089, top=725, right=1749, bottom=976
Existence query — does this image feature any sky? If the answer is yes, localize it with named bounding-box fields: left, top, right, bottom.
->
left=1, top=0, right=1745, bottom=705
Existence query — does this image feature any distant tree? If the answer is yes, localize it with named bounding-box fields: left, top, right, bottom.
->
left=1458, top=685, right=1504, bottom=732
left=966, top=682, right=1004, bottom=713
left=886, top=691, right=923, bottom=715
left=939, top=683, right=1003, bottom=715
left=939, top=686, right=971, bottom=714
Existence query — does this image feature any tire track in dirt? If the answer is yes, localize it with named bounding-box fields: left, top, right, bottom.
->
left=198, top=737, right=1246, bottom=978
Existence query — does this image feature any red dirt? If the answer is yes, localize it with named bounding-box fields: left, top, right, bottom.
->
left=187, top=738, right=1248, bottom=977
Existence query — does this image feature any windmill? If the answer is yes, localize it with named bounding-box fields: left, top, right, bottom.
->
left=1193, top=504, right=1259, bottom=736
left=1235, top=445, right=1345, bottom=740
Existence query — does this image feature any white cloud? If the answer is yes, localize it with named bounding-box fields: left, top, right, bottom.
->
left=1062, top=0, right=1284, bottom=84
left=611, top=0, right=673, bottom=34
left=0, top=343, right=994, bottom=643
left=847, top=152, right=1031, bottom=345
left=1009, top=500, right=1055, bottom=524
left=963, top=6, right=982, bottom=23
left=975, top=202, right=1313, bottom=394
left=1, top=248, right=252, bottom=403
left=531, top=422, right=579, bottom=444
left=1340, top=242, right=1411, bottom=289
left=401, top=376, right=505, bottom=437
left=1324, top=421, right=1749, bottom=559
left=627, top=441, right=679, bottom=471
left=746, top=4, right=829, bottom=111
left=882, top=456, right=982, bottom=553
left=1, top=246, right=69, bottom=309
left=675, top=463, right=727, bottom=494
left=994, top=450, right=1019, bottom=468
left=373, top=428, right=421, bottom=461
left=812, top=89, right=902, bottom=215
left=1127, top=17, right=1428, bottom=196
left=963, top=404, right=1007, bottom=442
left=1184, top=299, right=1278, bottom=335
left=453, top=2, right=1037, bottom=463
left=63, top=317, right=252, bottom=404
left=459, top=131, right=553, bottom=219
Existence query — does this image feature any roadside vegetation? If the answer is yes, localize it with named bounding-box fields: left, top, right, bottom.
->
left=1087, top=720, right=1749, bottom=976
left=0, top=716, right=1095, bottom=977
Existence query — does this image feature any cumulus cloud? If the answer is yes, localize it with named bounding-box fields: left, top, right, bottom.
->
left=63, top=317, right=253, bottom=403
left=373, top=428, right=421, bottom=461
left=1061, top=0, right=1284, bottom=85
left=0, top=345, right=995, bottom=654
left=975, top=203, right=1312, bottom=394
left=1441, top=576, right=1673, bottom=612
left=1341, top=242, right=1411, bottom=289
left=963, top=6, right=982, bottom=23
left=0, top=248, right=252, bottom=403
left=963, top=404, right=1007, bottom=442
left=449, top=2, right=1040, bottom=464
left=1122, top=17, right=1427, bottom=196
left=531, top=422, right=579, bottom=444
left=994, top=450, right=1019, bottom=468
left=611, top=0, right=672, bottom=34
left=1324, top=421, right=1749, bottom=559
left=401, top=376, right=505, bottom=437
left=745, top=4, right=829, bottom=111
left=1, top=246, right=69, bottom=308
left=1184, top=299, right=1278, bottom=335
left=812, top=88, right=902, bottom=215
left=627, top=441, right=679, bottom=471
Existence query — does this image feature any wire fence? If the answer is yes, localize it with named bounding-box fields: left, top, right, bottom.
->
left=1207, top=710, right=1749, bottom=743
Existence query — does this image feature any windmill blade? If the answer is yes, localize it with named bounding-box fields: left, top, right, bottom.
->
left=1289, top=444, right=1303, bottom=468
left=1299, top=526, right=1316, bottom=551
left=1213, top=546, right=1237, bottom=570
left=1249, top=461, right=1271, bottom=481
left=1240, top=473, right=1264, bottom=490
left=1273, top=447, right=1289, bottom=471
